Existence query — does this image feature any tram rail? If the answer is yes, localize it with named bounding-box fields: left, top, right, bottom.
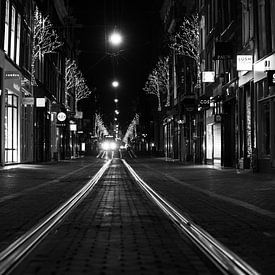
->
left=0, top=159, right=259, bottom=274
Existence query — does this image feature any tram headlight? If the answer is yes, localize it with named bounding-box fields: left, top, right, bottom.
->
left=109, top=141, right=117, bottom=150
left=101, top=141, right=117, bottom=151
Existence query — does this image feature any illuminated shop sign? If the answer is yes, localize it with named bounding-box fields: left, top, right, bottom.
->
left=199, top=95, right=211, bottom=109
left=70, top=124, right=77, bottom=131
left=57, top=112, right=67, bottom=122
left=5, top=71, right=20, bottom=79
left=22, top=97, right=34, bottom=106
left=36, top=98, right=46, bottom=107
left=237, top=55, right=253, bottom=71
left=267, top=70, right=275, bottom=86
left=202, top=71, right=215, bottom=82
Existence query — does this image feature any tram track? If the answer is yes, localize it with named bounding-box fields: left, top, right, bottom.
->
left=0, top=160, right=111, bottom=274
left=0, top=158, right=260, bottom=274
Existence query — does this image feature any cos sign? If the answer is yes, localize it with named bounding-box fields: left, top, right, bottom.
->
left=267, top=70, right=275, bottom=86
left=199, top=96, right=210, bottom=109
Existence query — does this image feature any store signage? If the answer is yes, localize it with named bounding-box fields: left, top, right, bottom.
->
left=202, top=71, right=215, bottom=82
left=214, top=42, right=233, bottom=59
left=36, top=98, right=46, bottom=107
left=199, top=95, right=211, bottom=109
left=237, top=55, right=253, bottom=71
left=70, top=124, right=77, bottom=131
left=5, top=71, right=20, bottom=79
left=267, top=70, right=275, bottom=86
left=22, top=97, right=34, bottom=106
left=214, top=114, right=222, bottom=122
left=57, top=112, right=67, bottom=122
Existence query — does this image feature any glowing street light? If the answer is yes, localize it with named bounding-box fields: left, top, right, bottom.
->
left=109, top=31, right=123, bottom=46
left=112, top=80, right=119, bottom=88
left=115, top=109, right=119, bottom=115
left=114, top=98, right=119, bottom=103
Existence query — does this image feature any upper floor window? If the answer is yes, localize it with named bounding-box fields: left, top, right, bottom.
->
left=4, top=0, right=21, bottom=65
left=4, top=0, right=10, bottom=53
left=16, top=14, right=21, bottom=65
left=10, top=5, right=16, bottom=61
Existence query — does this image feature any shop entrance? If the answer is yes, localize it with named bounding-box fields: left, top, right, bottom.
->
left=5, top=91, right=19, bottom=163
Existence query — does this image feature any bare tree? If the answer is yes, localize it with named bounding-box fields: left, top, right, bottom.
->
left=31, top=7, right=63, bottom=86
left=169, top=14, right=200, bottom=87
left=143, top=69, right=161, bottom=111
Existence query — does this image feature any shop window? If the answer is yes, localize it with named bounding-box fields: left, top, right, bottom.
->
left=5, top=92, right=19, bottom=163
left=261, top=101, right=270, bottom=156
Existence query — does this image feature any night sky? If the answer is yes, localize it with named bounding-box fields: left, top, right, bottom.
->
left=68, top=0, right=164, bottom=132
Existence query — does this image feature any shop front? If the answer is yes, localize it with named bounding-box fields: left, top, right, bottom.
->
left=3, top=61, right=22, bottom=164
left=254, top=53, right=275, bottom=172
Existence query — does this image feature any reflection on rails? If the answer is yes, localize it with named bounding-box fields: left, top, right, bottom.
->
left=97, top=148, right=137, bottom=159
left=0, top=159, right=259, bottom=275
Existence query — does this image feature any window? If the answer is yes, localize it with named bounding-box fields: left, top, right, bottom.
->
left=4, top=0, right=10, bottom=53
left=10, top=6, right=16, bottom=60
left=261, top=101, right=270, bottom=156
left=5, top=92, right=19, bottom=163
left=16, top=14, right=21, bottom=65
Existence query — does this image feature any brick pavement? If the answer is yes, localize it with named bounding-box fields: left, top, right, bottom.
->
left=11, top=159, right=220, bottom=275
left=1, top=155, right=274, bottom=274
left=127, top=157, right=275, bottom=274
left=0, top=157, right=105, bottom=252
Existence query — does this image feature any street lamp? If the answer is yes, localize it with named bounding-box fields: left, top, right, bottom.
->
left=114, top=98, right=118, bottom=103
left=112, top=80, right=119, bottom=88
left=109, top=31, right=123, bottom=46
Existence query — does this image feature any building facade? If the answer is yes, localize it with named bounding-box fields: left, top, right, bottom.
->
left=0, top=0, right=80, bottom=166
left=156, top=0, right=275, bottom=173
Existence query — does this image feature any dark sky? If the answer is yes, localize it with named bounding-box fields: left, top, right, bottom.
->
left=68, top=0, right=164, bottom=132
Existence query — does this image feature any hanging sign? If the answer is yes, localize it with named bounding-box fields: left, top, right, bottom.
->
left=267, top=70, right=275, bottom=86
left=237, top=55, right=253, bottom=71
left=36, top=98, right=46, bottom=107
left=199, top=95, right=211, bottom=109
left=22, top=97, right=34, bottom=106
left=202, top=71, right=215, bottom=82
left=57, top=112, right=67, bottom=122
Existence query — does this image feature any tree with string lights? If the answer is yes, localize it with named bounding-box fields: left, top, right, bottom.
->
left=122, top=114, right=139, bottom=145
left=95, top=113, right=109, bottom=138
left=31, top=7, right=63, bottom=86
left=169, top=14, right=200, bottom=88
left=143, top=69, right=161, bottom=111
left=155, top=56, right=170, bottom=107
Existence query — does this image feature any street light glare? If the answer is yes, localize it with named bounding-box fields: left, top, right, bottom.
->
left=109, top=32, right=122, bottom=46
left=112, top=81, right=119, bottom=88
